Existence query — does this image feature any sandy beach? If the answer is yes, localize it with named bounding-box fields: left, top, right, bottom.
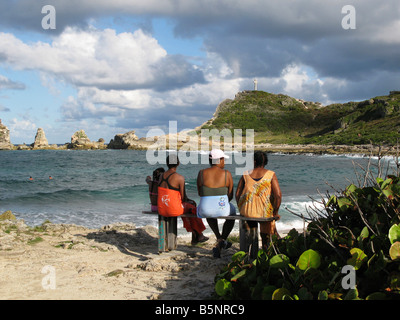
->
left=0, top=218, right=249, bottom=300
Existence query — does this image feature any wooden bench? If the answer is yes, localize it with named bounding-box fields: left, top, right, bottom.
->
left=142, top=211, right=278, bottom=257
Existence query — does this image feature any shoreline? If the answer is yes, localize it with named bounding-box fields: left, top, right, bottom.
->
left=254, top=143, right=399, bottom=156
left=0, top=218, right=297, bottom=300
left=2, top=142, right=398, bottom=157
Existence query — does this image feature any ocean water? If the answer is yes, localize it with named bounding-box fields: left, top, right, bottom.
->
left=0, top=149, right=392, bottom=232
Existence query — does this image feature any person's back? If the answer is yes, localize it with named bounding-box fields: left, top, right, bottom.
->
left=237, top=168, right=275, bottom=218
left=197, top=164, right=234, bottom=218
left=236, top=150, right=282, bottom=250
left=158, top=170, right=185, bottom=217
left=248, top=167, right=268, bottom=181
left=157, top=154, right=209, bottom=244
left=196, top=149, right=236, bottom=258
left=199, top=166, right=232, bottom=198
left=202, top=167, right=227, bottom=188
left=159, top=171, right=183, bottom=192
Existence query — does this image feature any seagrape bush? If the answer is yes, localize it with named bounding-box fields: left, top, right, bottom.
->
left=215, top=173, right=400, bottom=300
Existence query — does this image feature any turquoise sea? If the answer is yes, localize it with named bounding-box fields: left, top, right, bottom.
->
left=0, top=150, right=390, bottom=233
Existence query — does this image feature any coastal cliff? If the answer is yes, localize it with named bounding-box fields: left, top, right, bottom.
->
left=202, top=91, right=400, bottom=146
left=0, top=120, right=13, bottom=150
left=200, top=90, right=400, bottom=147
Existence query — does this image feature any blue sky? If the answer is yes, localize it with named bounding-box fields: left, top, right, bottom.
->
left=0, top=1, right=399, bottom=144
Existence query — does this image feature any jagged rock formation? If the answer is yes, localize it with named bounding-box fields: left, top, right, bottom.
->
left=70, top=130, right=91, bottom=147
left=32, top=128, right=49, bottom=149
left=0, top=119, right=13, bottom=150
left=68, top=130, right=105, bottom=149
left=108, top=130, right=140, bottom=149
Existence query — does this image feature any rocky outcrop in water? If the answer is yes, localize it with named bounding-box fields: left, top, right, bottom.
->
left=0, top=119, right=13, bottom=150
left=32, top=128, right=49, bottom=149
left=108, top=130, right=140, bottom=149
left=68, top=130, right=106, bottom=149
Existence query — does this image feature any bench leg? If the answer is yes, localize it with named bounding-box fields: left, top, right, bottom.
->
left=167, top=217, right=178, bottom=251
left=158, top=215, right=168, bottom=253
left=158, top=215, right=178, bottom=253
left=240, top=220, right=259, bottom=259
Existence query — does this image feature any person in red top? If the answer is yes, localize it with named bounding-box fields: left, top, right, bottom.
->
left=158, top=154, right=209, bottom=245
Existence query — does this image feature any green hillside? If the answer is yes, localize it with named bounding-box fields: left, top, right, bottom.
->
left=200, top=90, right=400, bottom=146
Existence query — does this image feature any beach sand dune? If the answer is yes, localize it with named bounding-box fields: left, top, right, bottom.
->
left=0, top=219, right=237, bottom=300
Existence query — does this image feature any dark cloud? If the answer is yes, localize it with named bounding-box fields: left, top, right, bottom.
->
left=1, top=0, right=399, bottom=112
left=149, top=55, right=206, bottom=92
left=321, top=71, right=400, bottom=103
left=0, top=76, right=26, bottom=91
left=2, top=1, right=398, bottom=81
left=204, top=35, right=302, bottom=79
left=114, top=102, right=216, bottom=136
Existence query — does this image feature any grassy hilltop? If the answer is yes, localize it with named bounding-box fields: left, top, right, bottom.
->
left=200, top=90, right=400, bottom=146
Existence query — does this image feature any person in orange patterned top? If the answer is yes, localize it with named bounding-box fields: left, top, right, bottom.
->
left=235, top=151, right=282, bottom=249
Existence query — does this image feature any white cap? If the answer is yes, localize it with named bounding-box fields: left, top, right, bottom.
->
left=209, top=149, right=229, bottom=159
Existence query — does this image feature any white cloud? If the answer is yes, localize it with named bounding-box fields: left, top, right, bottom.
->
left=59, top=48, right=241, bottom=124
left=1, top=0, right=400, bottom=143
left=7, top=118, right=37, bottom=142
left=0, top=27, right=203, bottom=91
left=282, top=65, right=310, bottom=94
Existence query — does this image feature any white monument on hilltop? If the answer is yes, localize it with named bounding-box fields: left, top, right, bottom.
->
left=253, top=78, right=258, bottom=91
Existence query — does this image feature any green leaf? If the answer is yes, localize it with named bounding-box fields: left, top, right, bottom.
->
left=345, top=184, right=358, bottom=196
left=337, top=197, right=352, bottom=211
left=389, top=242, right=400, bottom=261
left=366, top=292, right=387, bottom=300
left=215, top=279, right=232, bottom=297
left=347, top=248, right=368, bottom=270
left=231, top=269, right=246, bottom=282
left=381, top=178, right=393, bottom=190
left=359, top=226, right=369, bottom=241
left=318, top=290, right=329, bottom=300
left=296, top=249, right=321, bottom=270
left=389, top=224, right=400, bottom=244
left=269, top=254, right=290, bottom=269
left=326, top=195, right=337, bottom=208
left=382, top=188, right=394, bottom=198
left=231, top=251, right=246, bottom=262
left=344, top=288, right=360, bottom=300
left=272, top=288, right=291, bottom=300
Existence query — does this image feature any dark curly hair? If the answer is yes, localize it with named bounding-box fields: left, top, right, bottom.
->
left=166, top=154, right=180, bottom=169
left=254, top=151, right=268, bottom=168
left=153, top=167, right=165, bottom=181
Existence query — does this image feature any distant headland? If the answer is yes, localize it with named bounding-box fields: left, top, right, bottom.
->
left=1, top=90, right=400, bottom=156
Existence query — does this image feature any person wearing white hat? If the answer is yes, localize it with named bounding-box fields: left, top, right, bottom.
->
left=196, top=149, right=236, bottom=258
left=209, top=149, right=229, bottom=161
